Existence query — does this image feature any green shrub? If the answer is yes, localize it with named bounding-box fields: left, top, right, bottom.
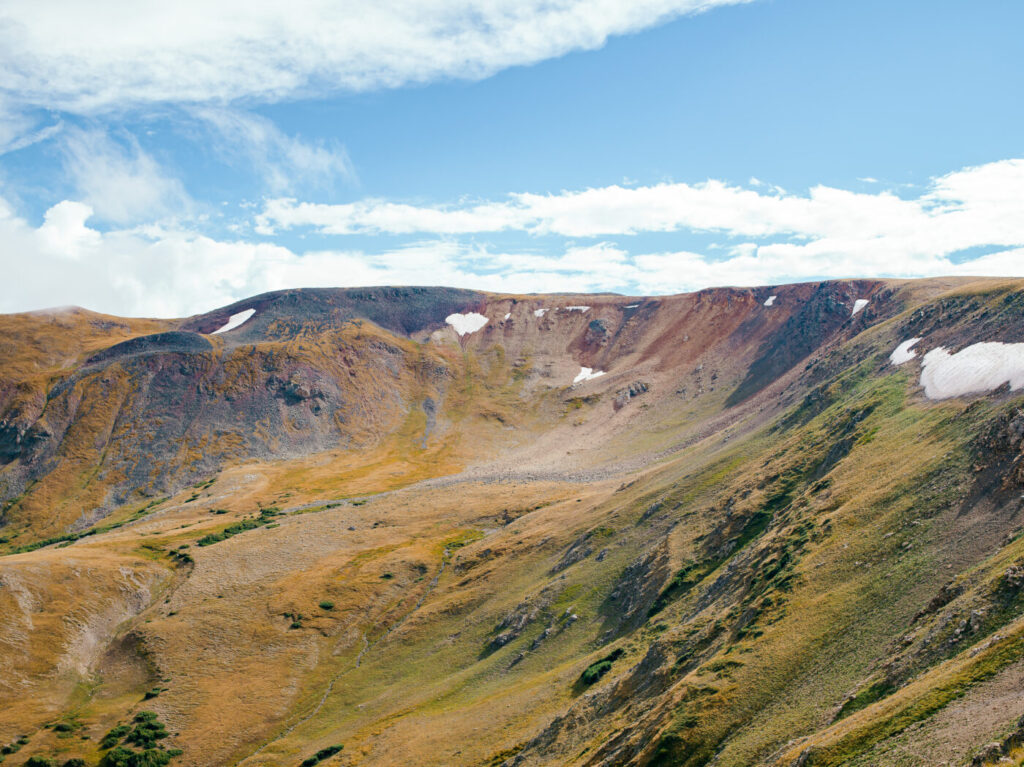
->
left=100, top=745, right=177, bottom=767
left=197, top=516, right=267, bottom=546
left=62, top=759, right=87, bottom=767
left=24, top=757, right=55, bottom=767
left=579, top=648, right=626, bottom=686
left=125, top=711, right=168, bottom=748
left=101, top=725, right=131, bottom=749
left=581, top=660, right=613, bottom=685
left=100, top=746, right=177, bottom=767
left=315, top=745, right=343, bottom=760
left=300, top=744, right=343, bottom=765
left=318, top=601, right=334, bottom=610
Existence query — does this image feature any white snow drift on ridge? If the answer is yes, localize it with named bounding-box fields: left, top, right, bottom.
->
left=919, top=342, right=1024, bottom=399
left=764, top=295, right=777, bottom=307
left=446, top=312, right=489, bottom=336
left=503, top=312, right=511, bottom=320
left=564, top=305, right=590, bottom=312
left=573, top=367, right=605, bottom=384
left=889, top=338, right=922, bottom=366
left=624, top=304, right=639, bottom=309
left=534, top=308, right=548, bottom=318
left=212, top=308, right=255, bottom=334
left=851, top=299, right=869, bottom=317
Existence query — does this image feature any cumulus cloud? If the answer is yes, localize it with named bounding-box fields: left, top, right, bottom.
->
left=36, top=200, right=100, bottom=258
left=1, top=199, right=639, bottom=316
left=0, top=0, right=752, bottom=115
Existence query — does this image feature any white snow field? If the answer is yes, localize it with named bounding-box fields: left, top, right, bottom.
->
left=564, top=306, right=590, bottom=312
left=445, top=312, right=489, bottom=336
left=504, top=312, right=511, bottom=320
left=534, top=308, right=548, bottom=318
left=889, top=338, right=922, bottom=366
left=919, top=342, right=1024, bottom=399
left=851, top=299, right=869, bottom=316
left=764, top=295, right=777, bottom=307
left=573, top=367, right=605, bottom=384
left=212, top=308, right=255, bottom=334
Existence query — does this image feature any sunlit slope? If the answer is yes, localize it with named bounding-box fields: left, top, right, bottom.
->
left=1, top=278, right=1024, bottom=767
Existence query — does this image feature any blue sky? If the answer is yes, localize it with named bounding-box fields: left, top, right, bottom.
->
left=1, top=0, right=1022, bottom=316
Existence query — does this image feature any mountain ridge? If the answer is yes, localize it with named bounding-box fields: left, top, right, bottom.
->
left=2, top=276, right=1024, bottom=767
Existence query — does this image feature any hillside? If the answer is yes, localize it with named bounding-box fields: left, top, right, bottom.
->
left=2, top=277, right=1024, bottom=767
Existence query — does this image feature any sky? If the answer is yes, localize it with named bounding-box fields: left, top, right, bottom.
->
left=2, top=0, right=1023, bottom=317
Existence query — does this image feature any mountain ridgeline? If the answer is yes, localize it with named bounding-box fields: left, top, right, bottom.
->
left=2, top=278, right=1024, bottom=767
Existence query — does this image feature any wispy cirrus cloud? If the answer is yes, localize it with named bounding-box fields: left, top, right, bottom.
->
left=59, top=128, right=192, bottom=225
left=0, top=0, right=753, bottom=115
left=194, top=108, right=356, bottom=193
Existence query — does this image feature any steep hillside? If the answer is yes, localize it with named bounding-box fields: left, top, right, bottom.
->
left=2, top=277, right=1024, bottom=767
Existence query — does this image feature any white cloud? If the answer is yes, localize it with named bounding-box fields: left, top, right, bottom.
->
left=1, top=200, right=640, bottom=316
left=36, top=200, right=100, bottom=258
left=0, top=0, right=753, bottom=115
left=258, top=159, right=1024, bottom=272
left=4, top=187, right=1024, bottom=318
left=0, top=103, right=62, bottom=155
left=195, top=108, right=355, bottom=193
left=60, top=128, right=192, bottom=224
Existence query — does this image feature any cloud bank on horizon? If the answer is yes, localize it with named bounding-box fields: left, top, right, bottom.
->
left=6, top=157, right=1024, bottom=317
left=2, top=0, right=1022, bottom=317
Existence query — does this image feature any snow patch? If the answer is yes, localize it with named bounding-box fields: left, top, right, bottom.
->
left=564, top=305, right=590, bottom=312
left=445, top=312, right=489, bottom=336
left=534, top=308, right=548, bottom=318
left=851, top=299, right=869, bottom=317
left=889, top=338, right=921, bottom=366
left=573, top=367, right=605, bottom=384
left=212, top=308, right=255, bottom=334
left=764, top=295, right=777, bottom=307
left=623, top=304, right=640, bottom=309
left=919, top=342, right=1024, bottom=399
left=503, top=312, right=511, bottom=320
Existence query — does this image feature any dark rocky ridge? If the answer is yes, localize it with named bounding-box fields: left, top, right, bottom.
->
left=179, top=285, right=487, bottom=342
left=85, top=331, right=213, bottom=365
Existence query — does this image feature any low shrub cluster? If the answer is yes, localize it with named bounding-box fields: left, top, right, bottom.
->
left=579, top=648, right=626, bottom=686
left=99, top=712, right=182, bottom=767
left=1, top=734, right=30, bottom=755
left=196, top=508, right=280, bottom=547
left=300, top=744, right=343, bottom=765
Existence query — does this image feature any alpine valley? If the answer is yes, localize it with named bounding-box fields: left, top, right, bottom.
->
left=3, top=277, right=1024, bottom=767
